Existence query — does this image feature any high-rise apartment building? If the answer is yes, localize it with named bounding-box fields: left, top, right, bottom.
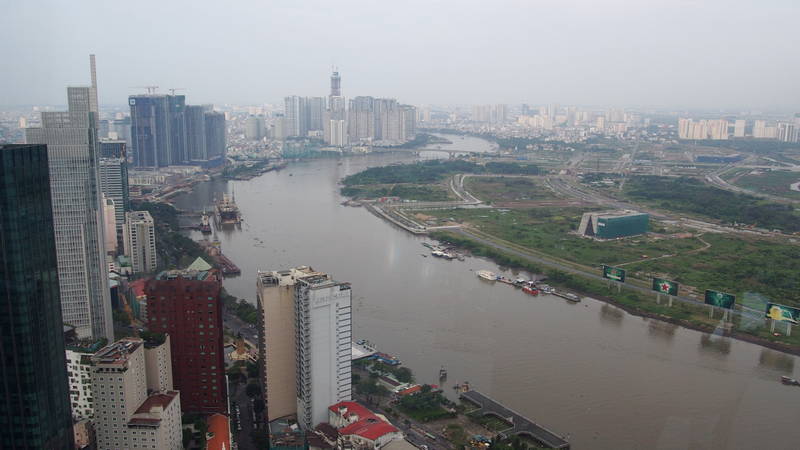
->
left=285, top=95, right=309, bottom=137
left=204, top=111, right=227, bottom=163
left=145, top=263, right=227, bottom=414
left=0, top=144, right=74, bottom=449
left=753, top=120, right=767, bottom=138
left=129, top=94, right=173, bottom=168
left=90, top=338, right=182, bottom=450
left=257, top=267, right=352, bottom=429
left=124, top=211, right=157, bottom=273
left=307, top=97, right=326, bottom=133
left=348, top=96, right=375, bottom=142
left=733, top=119, right=746, bottom=137
left=245, top=115, right=266, bottom=140
left=185, top=104, right=208, bottom=161
left=66, top=345, right=97, bottom=421
left=25, top=82, right=113, bottom=341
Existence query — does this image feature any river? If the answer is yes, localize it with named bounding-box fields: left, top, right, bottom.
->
left=173, top=135, right=800, bottom=450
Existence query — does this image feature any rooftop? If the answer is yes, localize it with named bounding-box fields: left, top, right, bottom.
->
left=128, top=391, right=179, bottom=426
left=206, top=413, right=231, bottom=450
left=91, top=338, right=142, bottom=366
left=330, top=401, right=400, bottom=442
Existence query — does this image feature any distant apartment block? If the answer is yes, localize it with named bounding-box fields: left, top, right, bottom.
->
left=124, top=210, right=157, bottom=273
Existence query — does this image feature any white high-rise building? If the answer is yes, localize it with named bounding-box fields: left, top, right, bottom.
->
left=124, top=211, right=157, bottom=274
left=753, top=120, right=767, bottom=138
left=257, top=267, right=352, bottom=429
left=91, top=339, right=148, bottom=450
left=734, top=119, right=746, bottom=137
left=91, top=337, right=181, bottom=450
left=66, top=348, right=96, bottom=420
left=25, top=80, right=113, bottom=340
left=102, top=195, right=117, bottom=254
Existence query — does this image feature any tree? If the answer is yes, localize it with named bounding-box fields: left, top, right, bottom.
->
left=395, top=367, right=413, bottom=383
left=246, top=382, right=261, bottom=398
left=253, top=398, right=265, bottom=414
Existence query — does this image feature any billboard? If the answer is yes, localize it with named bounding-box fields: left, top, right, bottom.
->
left=602, top=265, right=626, bottom=283
left=704, top=290, right=735, bottom=309
left=652, top=278, right=679, bottom=296
left=765, top=303, right=800, bottom=324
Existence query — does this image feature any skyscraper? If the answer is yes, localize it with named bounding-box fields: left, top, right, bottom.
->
left=204, top=111, right=227, bottom=164
left=285, top=95, right=308, bottom=137
left=129, top=94, right=187, bottom=168
left=25, top=82, right=114, bottom=341
left=257, top=267, right=352, bottom=429
left=145, top=262, right=227, bottom=414
left=307, top=97, right=326, bottom=133
left=99, top=155, right=129, bottom=237
left=330, top=68, right=341, bottom=97
left=185, top=104, right=207, bottom=162
left=733, top=119, right=746, bottom=138
left=123, top=211, right=158, bottom=273
left=0, top=144, right=74, bottom=449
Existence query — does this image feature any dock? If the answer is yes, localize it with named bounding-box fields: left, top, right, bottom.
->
left=460, top=390, right=570, bottom=450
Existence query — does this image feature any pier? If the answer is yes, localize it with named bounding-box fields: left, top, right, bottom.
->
left=461, top=390, right=570, bottom=450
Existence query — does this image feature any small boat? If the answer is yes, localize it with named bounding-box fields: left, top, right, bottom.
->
left=477, top=270, right=496, bottom=281
left=564, top=293, right=581, bottom=303
left=421, top=254, right=428, bottom=258
left=199, top=211, right=212, bottom=234
left=781, top=376, right=800, bottom=386
left=522, top=286, right=539, bottom=296
left=439, top=366, right=447, bottom=379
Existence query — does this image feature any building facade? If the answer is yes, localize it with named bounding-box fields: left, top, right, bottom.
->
left=99, top=155, right=130, bottom=237
left=145, top=265, right=227, bottom=414
left=0, top=144, right=75, bottom=449
left=124, top=210, right=158, bottom=274
left=25, top=86, right=114, bottom=341
left=90, top=338, right=181, bottom=450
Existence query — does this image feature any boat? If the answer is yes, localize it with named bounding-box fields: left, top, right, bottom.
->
left=431, top=250, right=455, bottom=260
left=367, top=352, right=401, bottom=366
left=522, top=286, right=539, bottom=296
left=199, top=211, right=212, bottom=234
left=439, top=366, right=448, bottom=379
left=564, top=293, right=581, bottom=303
left=781, top=376, right=800, bottom=386
left=477, top=270, right=497, bottom=281
left=215, top=192, right=242, bottom=226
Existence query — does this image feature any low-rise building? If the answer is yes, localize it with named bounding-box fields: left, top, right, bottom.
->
left=578, top=210, right=649, bottom=239
left=329, top=401, right=403, bottom=449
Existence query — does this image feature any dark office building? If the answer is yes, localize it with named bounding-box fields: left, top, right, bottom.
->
left=185, top=105, right=207, bottom=162
left=0, top=144, right=74, bottom=449
left=129, top=94, right=188, bottom=168
left=204, top=111, right=226, bottom=166
left=99, top=139, right=126, bottom=159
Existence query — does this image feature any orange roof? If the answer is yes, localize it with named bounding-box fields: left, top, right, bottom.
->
left=206, top=413, right=231, bottom=450
left=129, top=279, right=148, bottom=297
left=330, top=401, right=400, bottom=442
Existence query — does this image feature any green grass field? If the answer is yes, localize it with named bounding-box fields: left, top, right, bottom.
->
left=423, top=207, right=705, bottom=267
left=464, top=176, right=561, bottom=203
left=425, top=207, right=800, bottom=305
left=341, top=184, right=453, bottom=201
left=731, top=170, right=800, bottom=200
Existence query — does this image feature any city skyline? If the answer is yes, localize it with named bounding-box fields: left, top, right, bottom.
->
left=2, top=1, right=799, bottom=109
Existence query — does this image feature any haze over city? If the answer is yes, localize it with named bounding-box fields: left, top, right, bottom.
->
left=2, top=0, right=798, bottom=109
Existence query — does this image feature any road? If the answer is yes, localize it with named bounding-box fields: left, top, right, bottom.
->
left=230, top=382, right=256, bottom=450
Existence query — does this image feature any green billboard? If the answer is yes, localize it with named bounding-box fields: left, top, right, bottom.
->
left=602, top=265, right=626, bottom=282
left=704, top=290, right=735, bottom=309
left=652, top=278, right=679, bottom=296
left=765, top=303, right=800, bottom=324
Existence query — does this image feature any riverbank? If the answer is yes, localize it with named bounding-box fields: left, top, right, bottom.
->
left=430, top=229, right=800, bottom=356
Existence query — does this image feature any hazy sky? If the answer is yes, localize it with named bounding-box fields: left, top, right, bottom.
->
left=2, top=0, right=798, bottom=109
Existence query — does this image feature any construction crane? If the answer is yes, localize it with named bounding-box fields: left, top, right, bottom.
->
left=168, top=88, right=186, bottom=95
left=131, top=85, right=159, bottom=95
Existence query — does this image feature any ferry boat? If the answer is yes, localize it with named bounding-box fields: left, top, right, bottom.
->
left=564, top=293, right=581, bottom=303
left=215, top=193, right=242, bottom=225
left=199, top=211, right=212, bottom=234
left=477, top=270, right=497, bottom=281
left=522, top=286, right=539, bottom=296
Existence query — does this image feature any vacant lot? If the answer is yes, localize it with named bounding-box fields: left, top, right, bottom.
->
left=464, top=176, right=561, bottom=203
